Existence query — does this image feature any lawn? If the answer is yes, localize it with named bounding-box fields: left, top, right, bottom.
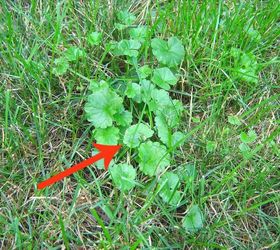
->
left=0, top=0, right=279, bottom=249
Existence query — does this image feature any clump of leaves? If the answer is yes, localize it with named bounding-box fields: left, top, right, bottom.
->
left=82, top=10, right=202, bottom=230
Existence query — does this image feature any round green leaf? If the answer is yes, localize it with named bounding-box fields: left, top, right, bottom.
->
left=240, top=130, right=257, bottom=144
left=110, top=163, right=136, bottom=192
left=64, top=46, right=86, bottom=61
left=114, top=110, right=132, bottom=127
left=117, top=10, right=136, bottom=26
left=151, top=67, right=178, bottom=90
left=129, top=26, right=148, bottom=43
left=158, top=172, right=181, bottom=206
left=94, top=127, right=120, bottom=145
left=125, top=82, right=142, bottom=103
left=182, top=205, right=204, bottom=233
left=228, top=115, right=241, bottom=126
left=113, top=39, right=141, bottom=57
left=52, top=57, right=69, bottom=76
left=138, top=65, right=152, bottom=79
left=124, top=123, right=154, bottom=148
left=87, top=31, right=102, bottom=45
left=85, top=83, right=123, bottom=128
left=138, top=141, right=170, bottom=177
left=151, top=37, right=185, bottom=67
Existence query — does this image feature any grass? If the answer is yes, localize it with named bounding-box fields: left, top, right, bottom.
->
left=0, top=0, right=279, bottom=249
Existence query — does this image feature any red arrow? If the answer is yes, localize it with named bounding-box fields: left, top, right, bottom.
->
left=37, top=143, right=121, bottom=190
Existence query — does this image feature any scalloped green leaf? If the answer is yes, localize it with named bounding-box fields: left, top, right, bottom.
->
left=140, top=80, right=156, bottom=103
left=138, top=65, right=152, bottom=79
left=124, top=123, right=154, bottom=148
left=151, top=67, right=178, bottom=90
left=230, top=48, right=258, bottom=83
left=117, top=10, right=136, bottom=25
left=85, top=82, right=123, bottom=128
left=158, top=172, right=181, bottom=206
left=155, top=114, right=185, bottom=148
left=94, top=127, right=119, bottom=145
left=151, top=37, right=185, bottom=67
left=110, top=163, right=136, bottom=192
left=114, top=110, right=132, bottom=127
left=138, top=141, right=170, bottom=177
left=182, top=205, right=204, bottom=232
left=125, top=82, right=142, bottom=103
left=113, top=39, right=141, bottom=57
left=228, top=115, right=241, bottom=125
left=240, top=130, right=257, bottom=144
left=151, top=89, right=184, bottom=128
left=52, top=57, right=69, bottom=76
left=87, top=31, right=102, bottom=45
left=129, top=26, right=148, bottom=43
left=65, top=46, right=86, bottom=61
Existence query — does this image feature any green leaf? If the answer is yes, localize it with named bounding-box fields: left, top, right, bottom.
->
left=85, top=82, right=123, bottom=128
left=113, top=39, right=141, bottom=57
left=138, top=141, right=170, bottom=176
left=192, top=117, right=201, bottom=123
left=206, top=140, right=217, bottom=153
left=239, top=142, right=250, bottom=152
left=129, top=26, right=148, bottom=43
left=94, top=127, right=119, bottom=145
left=182, top=205, right=204, bottom=232
left=149, top=89, right=183, bottom=128
left=228, top=115, right=241, bottom=125
left=124, top=123, right=154, bottom=148
left=151, top=67, right=178, bottom=90
left=151, top=37, right=185, bottom=67
left=138, top=65, right=152, bottom=79
left=125, top=82, right=142, bottom=103
left=171, top=131, right=185, bottom=148
left=117, top=10, right=136, bottom=26
left=150, top=89, right=171, bottom=111
left=230, top=48, right=258, bottom=83
left=114, top=110, right=132, bottom=127
left=87, top=31, right=102, bottom=45
left=239, top=143, right=251, bottom=159
left=155, top=114, right=185, bottom=148
left=180, top=163, right=197, bottom=182
left=140, top=80, right=155, bottom=103
left=110, top=163, right=136, bottom=192
left=245, top=27, right=261, bottom=42
left=155, top=114, right=170, bottom=146
left=52, top=57, right=69, bottom=76
left=163, top=100, right=184, bottom=128
left=240, top=130, right=257, bottom=144
left=64, top=46, right=86, bottom=61
left=158, top=172, right=181, bottom=206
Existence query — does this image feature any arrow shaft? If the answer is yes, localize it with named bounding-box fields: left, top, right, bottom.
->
left=37, top=153, right=104, bottom=190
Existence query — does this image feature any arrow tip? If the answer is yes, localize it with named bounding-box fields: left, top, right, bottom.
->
left=93, top=143, right=122, bottom=170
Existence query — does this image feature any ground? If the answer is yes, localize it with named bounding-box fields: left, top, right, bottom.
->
left=0, top=0, right=279, bottom=249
